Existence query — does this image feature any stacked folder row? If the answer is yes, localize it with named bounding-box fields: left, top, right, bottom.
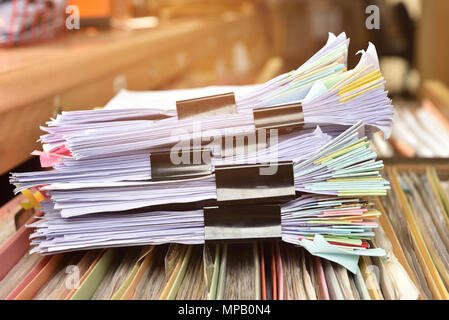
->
left=0, top=241, right=416, bottom=300
left=379, top=166, right=449, bottom=299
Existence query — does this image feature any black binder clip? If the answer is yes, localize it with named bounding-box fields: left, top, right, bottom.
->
left=176, top=92, right=237, bottom=120
left=253, top=102, right=304, bottom=133
left=214, top=161, right=295, bottom=205
left=203, top=205, right=282, bottom=242
left=150, top=148, right=212, bottom=181
left=203, top=161, right=295, bottom=243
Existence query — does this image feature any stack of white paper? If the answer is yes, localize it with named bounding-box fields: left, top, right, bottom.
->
left=33, top=39, right=391, bottom=164
left=24, top=123, right=389, bottom=219
left=9, top=33, right=395, bottom=273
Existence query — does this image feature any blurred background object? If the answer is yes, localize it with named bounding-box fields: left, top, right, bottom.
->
left=0, top=0, right=67, bottom=46
left=69, top=0, right=115, bottom=28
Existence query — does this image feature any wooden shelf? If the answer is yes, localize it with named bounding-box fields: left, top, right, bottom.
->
left=0, top=12, right=269, bottom=174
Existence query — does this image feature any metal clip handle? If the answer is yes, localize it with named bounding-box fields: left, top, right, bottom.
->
left=176, top=92, right=237, bottom=120
left=215, top=161, right=295, bottom=205
left=253, top=103, right=304, bottom=131
left=204, top=205, right=282, bottom=243
left=150, top=148, right=212, bottom=181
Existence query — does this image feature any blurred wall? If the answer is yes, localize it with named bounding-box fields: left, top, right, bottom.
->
left=418, top=0, right=449, bottom=88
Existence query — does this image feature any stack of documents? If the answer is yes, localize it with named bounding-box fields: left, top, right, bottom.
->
left=10, top=38, right=393, bottom=190
left=11, top=127, right=332, bottom=190
left=23, top=122, right=389, bottom=273
left=19, top=32, right=391, bottom=166
left=8, top=33, right=396, bottom=281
